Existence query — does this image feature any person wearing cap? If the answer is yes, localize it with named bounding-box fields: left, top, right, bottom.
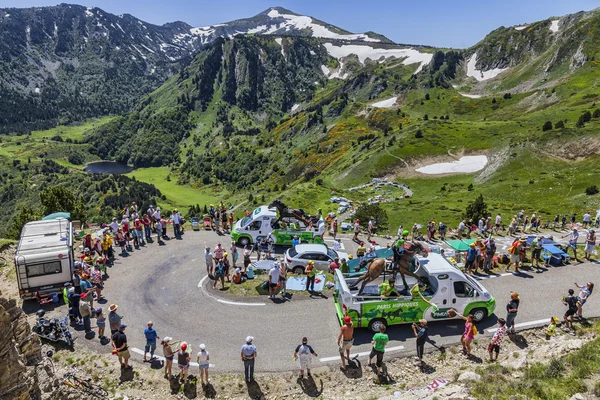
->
left=142, top=213, right=152, bottom=242
left=223, top=252, right=231, bottom=282
left=291, top=235, right=299, bottom=248
left=177, top=342, right=191, bottom=383
left=109, top=217, right=119, bottom=234
left=114, top=227, right=127, bottom=256
left=134, top=217, right=144, bottom=246
left=368, top=324, right=389, bottom=375
left=62, top=282, right=72, bottom=307
left=108, top=304, right=122, bottom=336
left=546, top=316, right=559, bottom=339
left=159, top=215, right=169, bottom=239
left=530, top=236, right=544, bottom=270
left=356, top=242, right=366, bottom=260
left=112, top=324, right=131, bottom=369
left=506, top=238, right=525, bottom=272
left=268, top=262, right=281, bottom=299
left=353, top=219, right=360, bottom=241
left=160, top=337, right=177, bottom=378
left=412, top=319, right=428, bottom=366
left=340, top=258, right=350, bottom=274
left=230, top=241, right=239, bottom=269
left=329, top=257, right=340, bottom=274
left=584, top=229, right=596, bottom=260
left=155, top=217, right=164, bottom=243
left=102, top=230, right=114, bottom=261
left=305, top=261, right=317, bottom=292
left=506, top=292, right=520, bottom=334
left=213, top=259, right=226, bottom=290
left=171, top=209, right=181, bottom=238
left=243, top=245, right=252, bottom=272
left=96, top=307, right=106, bottom=340
left=214, top=243, right=224, bottom=261
left=79, top=274, right=94, bottom=307
left=78, top=292, right=92, bottom=334
left=143, top=321, right=160, bottom=362
left=241, top=336, right=257, bottom=383
left=465, top=242, right=478, bottom=274
left=197, top=344, right=210, bottom=385
left=72, top=266, right=82, bottom=294
left=562, top=227, right=580, bottom=261
left=233, top=267, right=243, bottom=284
left=338, top=316, right=354, bottom=371
left=293, top=337, right=318, bottom=379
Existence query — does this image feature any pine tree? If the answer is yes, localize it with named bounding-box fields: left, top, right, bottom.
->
left=542, top=121, right=553, bottom=131
left=463, top=194, right=488, bottom=223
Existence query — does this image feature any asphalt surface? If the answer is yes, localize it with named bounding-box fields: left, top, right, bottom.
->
left=96, top=227, right=600, bottom=373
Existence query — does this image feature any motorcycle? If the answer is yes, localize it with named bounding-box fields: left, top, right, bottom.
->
left=32, top=310, right=74, bottom=347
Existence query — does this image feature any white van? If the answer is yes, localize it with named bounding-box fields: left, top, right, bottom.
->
left=14, top=219, right=74, bottom=300
left=334, top=253, right=496, bottom=332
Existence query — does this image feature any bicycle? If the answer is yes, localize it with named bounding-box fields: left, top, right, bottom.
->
left=62, top=372, right=108, bottom=398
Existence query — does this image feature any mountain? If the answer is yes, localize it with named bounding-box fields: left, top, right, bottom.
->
left=458, top=7, right=600, bottom=94
left=184, top=7, right=395, bottom=45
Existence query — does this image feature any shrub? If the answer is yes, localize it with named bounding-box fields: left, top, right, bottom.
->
left=415, top=130, right=423, bottom=138
left=542, top=121, right=553, bottom=131
left=554, top=120, right=564, bottom=129
left=585, top=185, right=599, bottom=195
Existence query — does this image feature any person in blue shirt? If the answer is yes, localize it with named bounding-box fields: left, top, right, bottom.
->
left=143, top=321, right=160, bottom=362
left=291, top=235, right=299, bottom=248
left=465, top=243, right=478, bottom=274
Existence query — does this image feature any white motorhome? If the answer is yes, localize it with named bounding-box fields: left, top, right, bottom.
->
left=14, top=219, right=74, bottom=299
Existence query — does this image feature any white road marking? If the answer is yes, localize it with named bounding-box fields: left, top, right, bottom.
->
left=319, top=345, right=404, bottom=362
left=323, top=238, right=350, bottom=242
left=474, top=272, right=515, bottom=281
left=198, top=274, right=265, bottom=306
left=487, top=318, right=549, bottom=334
left=130, top=347, right=214, bottom=368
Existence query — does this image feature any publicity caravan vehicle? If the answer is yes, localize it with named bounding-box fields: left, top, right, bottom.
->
left=14, top=219, right=74, bottom=300
left=334, top=253, right=496, bottom=333
left=231, top=205, right=325, bottom=246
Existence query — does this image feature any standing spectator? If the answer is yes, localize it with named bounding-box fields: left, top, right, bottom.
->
left=268, top=262, right=280, bottom=299
left=279, top=262, right=287, bottom=296
left=112, top=324, right=131, bottom=369
left=243, top=245, right=252, bottom=272
left=412, top=319, right=428, bottom=367
left=172, top=210, right=181, bottom=238
left=305, top=261, right=316, bottom=292
left=452, top=309, right=475, bottom=357
left=143, top=321, right=160, bottom=362
left=438, top=221, right=447, bottom=240
left=109, top=218, right=119, bottom=234
left=213, top=259, right=226, bottom=289
left=483, top=238, right=496, bottom=274
left=72, top=265, right=82, bottom=294
left=562, top=228, right=579, bottom=261
left=135, top=218, right=145, bottom=245
left=353, top=219, right=360, bottom=241
left=214, top=243, right=224, bottom=262
left=197, top=344, right=210, bottom=385
left=205, top=245, right=214, bottom=276
left=338, top=316, right=354, bottom=371
left=230, top=241, right=239, bottom=268
left=155, top=218, right=164, bottom=243
left=562, top=289, right=578, bottom=331
left=102, top=232, right=114, bottom=261
left=488, top=318, right=507, bottom=362
left=575, top=282, right=594, bottom=319
left=546, top=317, right=559, bottom=340
left=70, top=292, right=82, bottom=326
left=464, top=243, right=477, bottom=274
left=506, top=238, right=522, bottom=272
left=79, top=293, right=92, bottom=334
left=253, top=238, right=262, bottom=261
left=161, top=337, right=177, bottom=379
left=160, top=216, right=168, bottom=239
left=223, top=253, right=231, bottom=282
left=332, top=218, right=338, bottom=240
left=241, top=336, right=257, bottom=383
left=494, top=214, right=502, bottom=235
left=329, top=258, right=340, bottom=274
left=96, top=307, right=106, bottom=340
left=367, top=217, right=375, bottom=241
left=62, top=282, right=72, bottom=308
left=115, top=227, right=127, bottom=256
left=293, top=337, right=318, bottom=379
left=367, top=325, right=389, bottom=375
left=584, top=229, right=596, bottom=260
left=108, top=304, right=122, bottom=337
left=411, top=223, right=419, bottom=241
left=177, top=342, right=191, bottom=383
left=583, top=212, right=591, bottom=228
left=91, top=265, right=104, bottom=299
left=506, top=292, right=520, bottom=334
left=530, top=236, right=543, bottom=270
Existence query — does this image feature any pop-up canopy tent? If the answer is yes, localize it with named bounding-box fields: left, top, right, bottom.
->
left=446, top=239, right=476, bottom=252
left=42, top=212, right=71, bottom=220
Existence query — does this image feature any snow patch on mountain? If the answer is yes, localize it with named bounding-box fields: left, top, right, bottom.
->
left=514, top=25, right=528, bottom=31
left=466, top=53, right=508, bottom=81
left=321, top=65, right=330, bottom=75
left=372, top=97, right=397, bottom=108
left=323, top=43, right=432, bottom=73
left=85, top=8, right=94, bottom=17
left=549, top=20, right=560, bottom=33
left=274, top=38, right=285, bottom=56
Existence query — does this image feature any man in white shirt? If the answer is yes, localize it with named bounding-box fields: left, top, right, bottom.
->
left=172, top=210, right=181, bottom=238
left=583, top=212, right=591, bottom=228
left=494, top=214, right=502, bottom=234
left=268, top=262, right=281, bottom=299
left=332, top=238, right=342, bottom=252
left=109, top=218, right=119, bottom=233
left=152, top=207, right=161, bottom=221
left=205, top=246, right=214, bottom=275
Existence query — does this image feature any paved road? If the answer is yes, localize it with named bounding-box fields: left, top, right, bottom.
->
left=101, top=229, right=600, bottom=373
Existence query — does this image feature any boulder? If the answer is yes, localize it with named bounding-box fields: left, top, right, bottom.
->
left=457, top=371, right=482, bottom=382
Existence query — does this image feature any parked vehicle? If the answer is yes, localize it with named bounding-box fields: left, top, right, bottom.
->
left=33, top=309, right=73, bottom=347
left=285, top=244, right=348, bottom=274
left=231, top=206, right=325, bottom=246
left=334, top=253, right=496, bottom=333
left=15, top=219, right=74, bottom=300
left=191, top=217, right=200, bottom=231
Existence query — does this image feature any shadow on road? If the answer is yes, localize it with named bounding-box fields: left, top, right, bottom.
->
left=508, top=333, right=529, bottom=349
left=202, top=382, right=217, bottom=398
left=247, top=380, right=265, bottom=400
left=342, top=357, right=363, bottom=379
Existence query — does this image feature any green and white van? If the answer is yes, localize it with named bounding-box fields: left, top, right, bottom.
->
left=231, top=206, right=325, bottom=246
left=334, top=253, right=496, bottom=332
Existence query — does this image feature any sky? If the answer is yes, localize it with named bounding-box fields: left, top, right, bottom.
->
left=1, top=0, right=599, bottom=48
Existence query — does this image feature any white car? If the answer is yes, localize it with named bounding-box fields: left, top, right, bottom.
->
left=285, top=244, right=349, bottom=274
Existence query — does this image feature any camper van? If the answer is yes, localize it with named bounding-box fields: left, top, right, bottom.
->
left=334, top=253, right=496, bottom=333
left=14, top=219, right=74, bottom=300
left=231, top=206, right=325, bottom=246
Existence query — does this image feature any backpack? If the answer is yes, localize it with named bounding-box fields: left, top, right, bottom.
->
left=471, top=325, right=478, bottom=336
left=215, top=264, right=224, bottom=277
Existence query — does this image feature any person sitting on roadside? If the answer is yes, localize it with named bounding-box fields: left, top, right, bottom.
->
left=233, top=268, right=243, bottom=284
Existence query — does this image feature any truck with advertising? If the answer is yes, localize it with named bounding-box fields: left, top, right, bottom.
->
left=334, top=253, right=495, bottom=332
left=14, top=219, right=74, bottom=300
left=231, top=205, right=325, bottom=246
